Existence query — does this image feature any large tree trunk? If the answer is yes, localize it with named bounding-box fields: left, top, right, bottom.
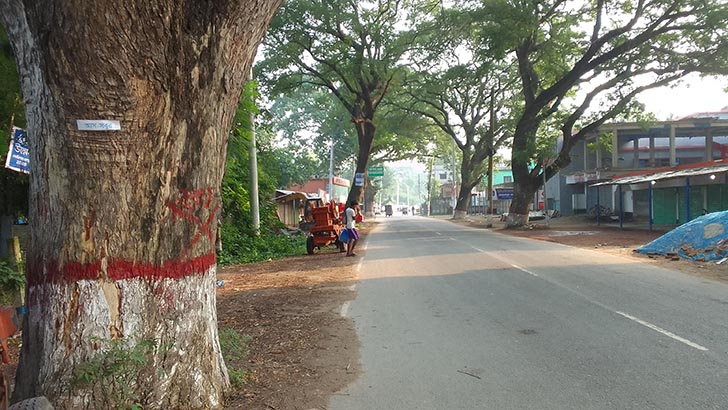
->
left=363, top=175, right=377, bottom=217
left=2, top=0, right=281, bottom=408
left=346, top=117, right=375, bottom=204
left=453, top=183, right=473, bottom=219
left=508, top=159, right=539, bottom=228
left=452, top=152, right=485, bottom=220
left=453, top=181, right=477, bottom=220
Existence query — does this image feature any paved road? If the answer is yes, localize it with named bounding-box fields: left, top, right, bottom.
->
left=329, top=216, right=728, bottom=410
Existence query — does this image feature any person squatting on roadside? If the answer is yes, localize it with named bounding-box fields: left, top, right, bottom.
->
left=344, top=200, right=360, bottom=256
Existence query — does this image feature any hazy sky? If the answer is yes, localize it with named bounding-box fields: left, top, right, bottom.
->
left=637, top=75, right=728, bottom=120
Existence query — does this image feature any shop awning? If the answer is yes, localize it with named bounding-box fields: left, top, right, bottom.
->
left=591, top=161, right=728, bottom=186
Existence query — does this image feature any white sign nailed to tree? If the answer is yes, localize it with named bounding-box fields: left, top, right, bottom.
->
left=76, top=119, right=121, bottom=131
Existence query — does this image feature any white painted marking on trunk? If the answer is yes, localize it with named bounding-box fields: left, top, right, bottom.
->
left=615, top=311, right=708, bottom=351
left=511, top=264, right=539, bottom=277
left=340, top=301, right=351, bottom=317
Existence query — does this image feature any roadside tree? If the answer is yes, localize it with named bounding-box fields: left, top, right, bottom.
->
left=1, top=0, right=281, bottom=407
left=475, top=0, right=728, bottom=226
left=398, top=8, right=517, bottom=218
left=258, top=0, right=420, bottom=205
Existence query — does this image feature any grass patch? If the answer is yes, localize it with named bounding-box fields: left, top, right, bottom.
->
left=219, top=327, right=253, bottom=387
left=218, top=224, right=306, bottom=266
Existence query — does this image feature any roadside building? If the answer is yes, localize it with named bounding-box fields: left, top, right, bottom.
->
left=288, top=177, right=350, bottom=204
left=551, top=110, right=728, bottom=227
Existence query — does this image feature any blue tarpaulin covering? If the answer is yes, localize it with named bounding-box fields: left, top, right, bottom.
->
left=636, top=210, right=728, bottom=261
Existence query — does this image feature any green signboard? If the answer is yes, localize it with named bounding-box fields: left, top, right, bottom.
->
left=368, top=165, right=384, bottom=177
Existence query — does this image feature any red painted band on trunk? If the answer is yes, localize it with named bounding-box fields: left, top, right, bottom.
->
left=27, top=253, right=216, bottom=286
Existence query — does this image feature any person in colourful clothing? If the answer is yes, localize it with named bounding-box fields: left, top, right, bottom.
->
left=344, top=200, right=360, bottom=256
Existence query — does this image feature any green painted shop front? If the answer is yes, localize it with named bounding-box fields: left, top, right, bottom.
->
left=636, top=185, right=728, bottom=226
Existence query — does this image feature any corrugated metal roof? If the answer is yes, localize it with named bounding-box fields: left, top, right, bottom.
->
left=273, top=189, right=320, bottom=202
left=591, top=162, right=728, bottom=186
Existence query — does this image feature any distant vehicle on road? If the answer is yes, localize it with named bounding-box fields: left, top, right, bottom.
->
left=385, top=205, right=393, bottom=217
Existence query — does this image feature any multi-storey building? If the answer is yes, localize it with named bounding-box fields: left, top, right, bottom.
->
left=552, top=110, right=728, bottom=226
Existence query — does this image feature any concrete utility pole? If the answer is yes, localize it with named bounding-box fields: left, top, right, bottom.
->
left=427, top=156, right=434, bottom=216
left=248, top=72, right=260, bottom=235
left=486, top=153, right=494, bottom=226
left=328, top=136, right=334, bottom=201
left=451, top=139, right=457, bottom=214
left=543, top=165, right=549, bottom=227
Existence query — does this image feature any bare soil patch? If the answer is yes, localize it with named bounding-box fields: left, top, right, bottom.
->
left=217, top=243, right=362, bottom=410
left=211, top=223, right=372, bottom=409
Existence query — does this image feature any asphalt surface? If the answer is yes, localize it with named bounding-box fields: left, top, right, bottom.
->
left=328, top=215, right=728, bottom=410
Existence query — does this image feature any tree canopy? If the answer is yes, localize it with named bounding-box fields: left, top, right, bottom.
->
left=257, top=0, right=728, bottom=222
left=258, top=0, right=424, bottom=204
left=471, top=0, right=728, bottom=224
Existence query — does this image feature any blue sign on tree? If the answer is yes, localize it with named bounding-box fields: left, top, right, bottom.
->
left=495, top=188, right=513, bottom=200
left=4, top=127, right=30, bottom=174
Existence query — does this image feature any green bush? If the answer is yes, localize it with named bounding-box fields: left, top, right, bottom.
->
left=217, top=223, right=306, bottom=266
left=0, top=259, right=24, bottom=306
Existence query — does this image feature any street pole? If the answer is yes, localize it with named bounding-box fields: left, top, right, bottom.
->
left=328, top=137, right=334, bottom=202
left=486, top=153, right=494, bottom=226
left=451, top=139, right=457, bottom=215
left=427, top=156, right=434, bottom=216
left=248, top=72, right=260, bottom=236
left=543, top=165, right=549, bottom=227
left=418, top=173, right=421, bottom=210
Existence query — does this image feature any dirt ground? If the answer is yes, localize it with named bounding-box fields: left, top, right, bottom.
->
left=217, top=243, right=362, bottom=410
left=3, top=216, right=727, bottom=409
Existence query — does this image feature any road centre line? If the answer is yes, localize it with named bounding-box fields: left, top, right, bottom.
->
left=511, top=264, right=539, bottom=277
left=463, top=240, right=708, bottom=352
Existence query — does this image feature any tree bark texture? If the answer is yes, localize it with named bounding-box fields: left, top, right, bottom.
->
left=362, top=175, right=377, bottom=217
left=0, top=0, right=281, bottom=408
left=507, top=156, right=539, bottom=228
left=347, top=117, right=375, bottom=205
left=453, top=151, right=487, bottom=220
left=453, top=180, right=476, bottom=220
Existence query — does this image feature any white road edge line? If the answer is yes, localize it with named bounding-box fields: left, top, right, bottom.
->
left=615, top=311, right=708, bottom=351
